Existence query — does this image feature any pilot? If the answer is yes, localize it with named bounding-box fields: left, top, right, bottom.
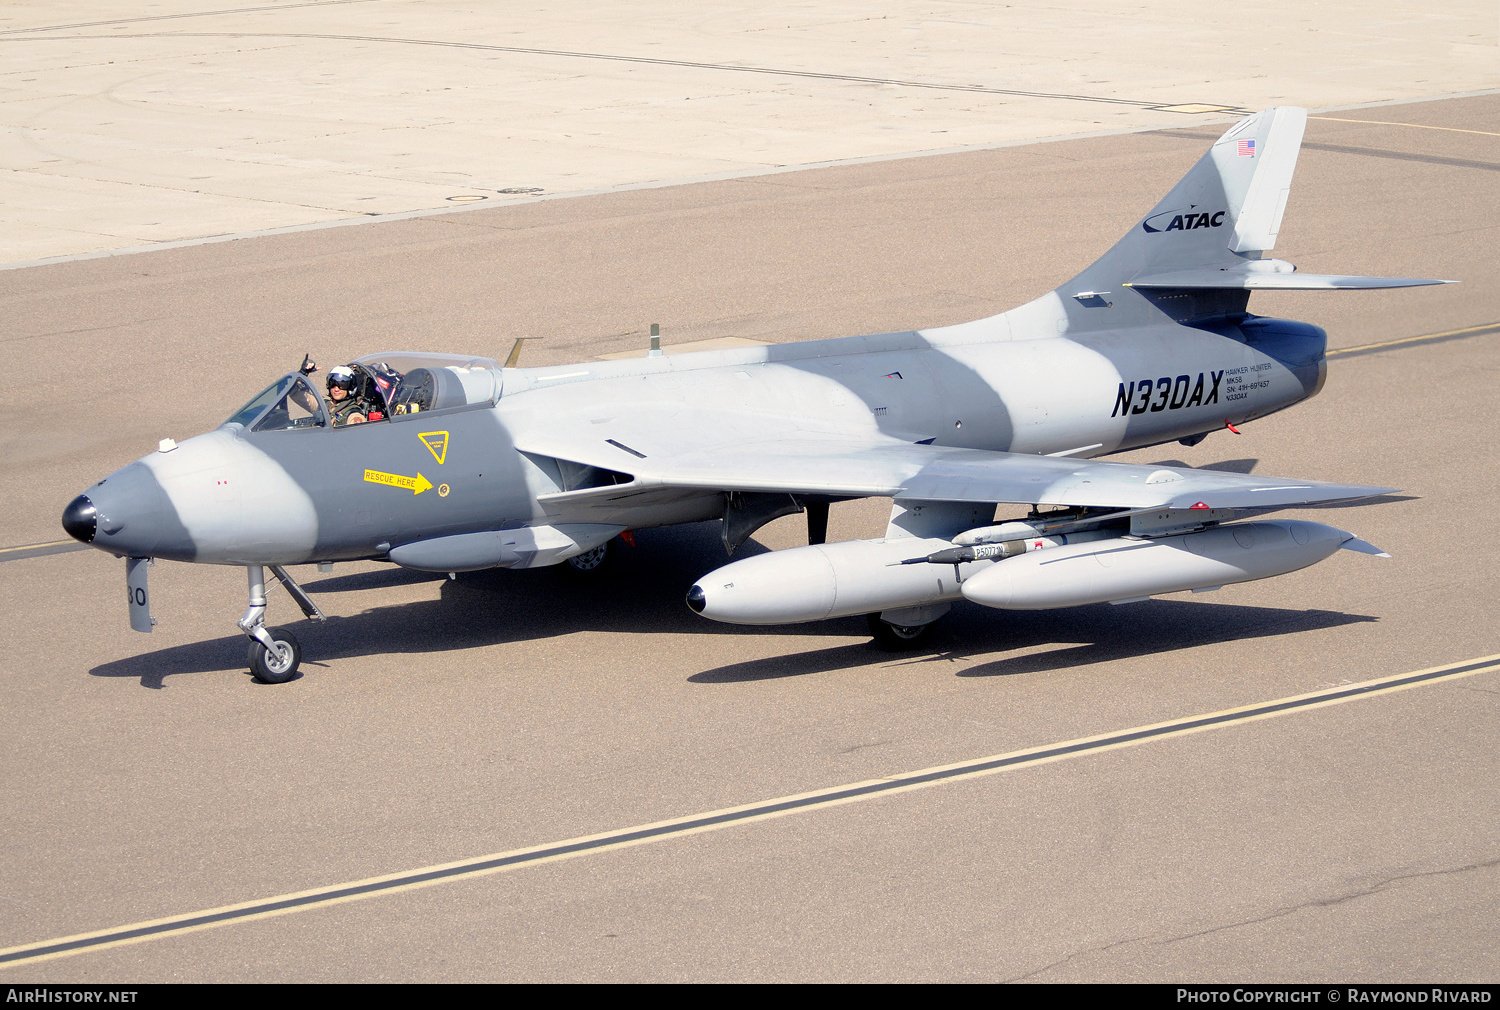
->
left=326, top=365, right=371, bottom=426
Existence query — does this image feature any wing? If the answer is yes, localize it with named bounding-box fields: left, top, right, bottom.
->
left=522, top=428, right=1393, bottom=514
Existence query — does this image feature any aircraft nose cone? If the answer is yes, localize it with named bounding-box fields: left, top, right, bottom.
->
left=62, top=494, right=98, bottom=544
left=685, top=584, right=707, bottom=614
left=72, top=462, right=195, bottom=561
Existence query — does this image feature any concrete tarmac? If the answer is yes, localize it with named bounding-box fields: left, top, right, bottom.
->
left=3, top=1, right=1495, bottom=264
left=1, top=95, right=1498, bottom=981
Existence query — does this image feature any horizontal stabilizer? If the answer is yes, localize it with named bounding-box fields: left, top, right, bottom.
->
left=1126, top=269, right=1454, bottom=291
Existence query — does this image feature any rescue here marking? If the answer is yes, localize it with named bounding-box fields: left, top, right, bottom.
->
left=363, top=469, right=433, bottom=495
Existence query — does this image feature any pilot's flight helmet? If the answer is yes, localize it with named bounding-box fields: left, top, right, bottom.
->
left=327, top=365, right=357, bottom=392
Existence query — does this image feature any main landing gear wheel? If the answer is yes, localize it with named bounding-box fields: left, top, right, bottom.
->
left=560, top=539, right=614, bottom=580
left=867, top=613, right=935, bottom=652
left=248, top=627, right=302, bottom=684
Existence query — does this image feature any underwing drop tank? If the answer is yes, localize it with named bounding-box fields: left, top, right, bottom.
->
left=688, top=520, right=1382, bottom=625
left=687, top=536, right=980, bottom=626
left=686, top=530, right=1103, bottom=626
left=959, top=520, right=1369, bottom=609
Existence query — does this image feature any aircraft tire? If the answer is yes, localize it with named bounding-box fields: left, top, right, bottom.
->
left=558, top=540, right=614, bottom=581
left=866, top=613, right=935, bottom=652
left=248, top=628, right=302, bottom=684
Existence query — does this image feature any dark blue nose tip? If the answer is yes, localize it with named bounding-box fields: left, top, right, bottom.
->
left=62, top=494, right=97, bottom=544
left=685, top=584, right=707, bottom=613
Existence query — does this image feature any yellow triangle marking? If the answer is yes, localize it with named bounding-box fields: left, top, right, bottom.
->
left=418, top=431, right=449, bottom=465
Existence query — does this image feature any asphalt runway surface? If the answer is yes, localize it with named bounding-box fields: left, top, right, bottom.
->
left=3, top=94, right=1499, bottom=982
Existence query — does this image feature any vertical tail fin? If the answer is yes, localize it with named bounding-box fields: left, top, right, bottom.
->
left=1067, top=107, right=1308, bottom=301
left=1222, top=108, right=1307, bottom=253
left=926, top=107, right=1447, bottom=346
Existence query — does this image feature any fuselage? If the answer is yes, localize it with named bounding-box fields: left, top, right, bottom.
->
left=62, top=311, right=1326, bottom=567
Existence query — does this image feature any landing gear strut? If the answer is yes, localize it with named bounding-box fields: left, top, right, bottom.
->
left=237, top=564, right=323, bottom=683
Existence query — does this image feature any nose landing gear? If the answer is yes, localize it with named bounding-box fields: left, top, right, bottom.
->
left=238, top=564, right=324, bottom=684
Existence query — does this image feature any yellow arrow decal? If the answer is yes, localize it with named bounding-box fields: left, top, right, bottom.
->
left=363, top=469, right=434, bottom=495
left=418, top=431, right=448, bottom=465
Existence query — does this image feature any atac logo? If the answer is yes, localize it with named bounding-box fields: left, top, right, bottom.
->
left=1142, top=205, right=1226, bottom=234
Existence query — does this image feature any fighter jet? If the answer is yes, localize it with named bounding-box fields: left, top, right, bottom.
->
left=61, top=107, right=1449, bottom=682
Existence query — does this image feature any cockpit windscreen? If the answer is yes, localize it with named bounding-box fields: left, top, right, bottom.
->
left=224, top=375, right=327, bottom=431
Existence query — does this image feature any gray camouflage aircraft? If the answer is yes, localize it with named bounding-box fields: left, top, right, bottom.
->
left=62, top=107, right=1449, bottom=682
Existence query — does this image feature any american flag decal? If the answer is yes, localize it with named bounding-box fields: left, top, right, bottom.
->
left=1237, top=138, right=1256, bottom=157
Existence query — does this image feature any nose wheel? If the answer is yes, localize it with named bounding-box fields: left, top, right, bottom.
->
left=237, top=564, right=321, bottom=683
left=248, top=628, right=302, bottom=684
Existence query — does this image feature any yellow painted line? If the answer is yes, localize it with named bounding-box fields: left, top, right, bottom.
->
left=0, top=540, right=76, bottom=555
left=362, top=468, right=433, bottom=494
left=2, top=653, right=1496, bottom=970
left=1310, top=116, right=1500, bottom=139
left=1328, top=321, right=1500, bottom=359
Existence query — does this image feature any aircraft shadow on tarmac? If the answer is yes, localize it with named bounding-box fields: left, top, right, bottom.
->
left=86, top=520, right=1378, bottom=689
left=1156, top=457, right=1258, bottom=473
left=87, top=523, right=829, bottom=688
left=688, top=603, right=1377, bottom=683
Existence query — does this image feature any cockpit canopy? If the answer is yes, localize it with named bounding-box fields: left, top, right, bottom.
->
left=224, top=374, right=326, bottom=431
left=354, top=352, right=501, bottom=415
left=224, top=352, right=503, bottom=432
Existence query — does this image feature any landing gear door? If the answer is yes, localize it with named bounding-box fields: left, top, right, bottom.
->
left=126, top=557, right=154, bottom=633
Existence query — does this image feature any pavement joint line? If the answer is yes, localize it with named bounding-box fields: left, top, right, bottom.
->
left=3, top=652, right=1496, bottom=970
left=3, top=86, right=1495, bottom=274
left=0, top=1, right=375, bottom=35
left=1328, top=321, right=1500, bottom=360
left=0, top=30, right=1224, bottom=111
left=1310, top=116, right=1500, bottom=139
left=0, top=115, right=1211, bottom=274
